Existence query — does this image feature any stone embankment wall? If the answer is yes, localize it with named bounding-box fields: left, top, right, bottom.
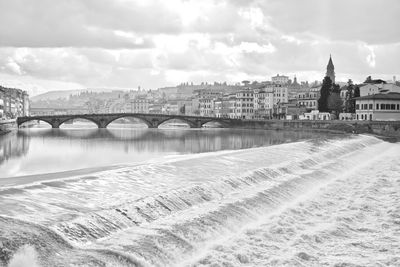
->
left=0, top=120, right=17, bottom=135
left=229, top=120, right=400, bottom=138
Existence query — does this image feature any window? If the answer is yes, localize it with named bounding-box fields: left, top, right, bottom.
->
left=356, top=104, right=359, bottom=110
left=376, top=104, right=379, bottom=110
left=398, top=104, right=400, bottom=110
left=391, top=104, right=396, bottom=110
left=386, top=104, right=390, bottom=110
left=369, top=104, right=373, bottom=110
left=381, top=104, right=385, bottom=110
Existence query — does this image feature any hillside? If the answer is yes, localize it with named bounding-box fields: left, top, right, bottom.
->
left=31, top=88, right=130, bottom=102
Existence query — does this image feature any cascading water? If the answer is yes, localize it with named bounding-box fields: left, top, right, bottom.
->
left=1, top=135, right=399, bottom=266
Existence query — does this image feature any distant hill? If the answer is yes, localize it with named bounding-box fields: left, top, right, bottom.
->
left=31, top=88, right=131, bottom=102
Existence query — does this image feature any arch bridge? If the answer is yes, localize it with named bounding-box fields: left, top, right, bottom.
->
left=17, top=113, right=241, bottom=129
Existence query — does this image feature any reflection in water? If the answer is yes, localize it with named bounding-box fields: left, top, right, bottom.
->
left=0, top=127, right=339, bottom=178
left=0, top=132, right=30, bottom=165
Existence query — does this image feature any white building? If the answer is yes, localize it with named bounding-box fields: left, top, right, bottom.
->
left=355, top=93, right=400, bottom=121
left=271, top=74, right=289, bottom=84
left=301, top=110, right=331, bottom=120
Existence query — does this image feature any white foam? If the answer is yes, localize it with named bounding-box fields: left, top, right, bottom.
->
left=8, top=245, right=40, bottom=267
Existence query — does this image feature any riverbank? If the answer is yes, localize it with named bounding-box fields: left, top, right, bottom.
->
left=0, top=120, right=16, bottom=135
left=229, top=119, right=400, bottom=138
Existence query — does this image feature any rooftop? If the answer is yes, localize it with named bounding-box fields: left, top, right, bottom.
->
left=354, top=92, right=400, bottom=100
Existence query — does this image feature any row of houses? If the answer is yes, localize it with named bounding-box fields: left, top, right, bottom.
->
left=201, top=84, right=290, bottom=119
left=0, top=86, right=30, bottom=120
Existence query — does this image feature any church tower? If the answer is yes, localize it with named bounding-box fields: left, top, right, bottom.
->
left=326, top=54, right=335, bottom=84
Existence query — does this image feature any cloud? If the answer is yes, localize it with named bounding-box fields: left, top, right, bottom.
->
left=0, top=0, right=179, bottom=48
left=0, top=0, right=399, bottom=94
left=258, top=0, right=400, bottom=45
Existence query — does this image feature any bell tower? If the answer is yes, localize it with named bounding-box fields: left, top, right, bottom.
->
left=326, top=54, right=335, bottom=84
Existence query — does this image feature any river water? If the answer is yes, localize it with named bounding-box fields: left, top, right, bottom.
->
left=0, top=125, right=399, bottom=266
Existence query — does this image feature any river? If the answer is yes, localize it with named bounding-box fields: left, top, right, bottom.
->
left=0, top=125, right=399, bottom=266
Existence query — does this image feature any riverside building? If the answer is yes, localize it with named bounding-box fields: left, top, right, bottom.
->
left=355, top=93, right=400, bottom=121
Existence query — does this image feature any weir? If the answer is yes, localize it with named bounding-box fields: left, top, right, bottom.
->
left=1, top=135, right=396, bottom=266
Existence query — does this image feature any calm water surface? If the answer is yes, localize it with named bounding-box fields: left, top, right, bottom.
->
left=0, top=124, right=335, bottom=178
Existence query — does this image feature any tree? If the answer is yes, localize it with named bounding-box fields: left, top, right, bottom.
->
left=318, top=76, right=332, bottom=112
left=354, top=86, right=360, bottom=98
left=179, top=104, right=185, bottom=115
left=242, top=80, right=250, bottom=86
left=364, top=76, right=372, bottom=83
left=328, top=93, right=343, bottom=118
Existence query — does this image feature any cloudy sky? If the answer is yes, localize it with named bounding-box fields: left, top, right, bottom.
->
left=0, top=0, right=399, bottom=95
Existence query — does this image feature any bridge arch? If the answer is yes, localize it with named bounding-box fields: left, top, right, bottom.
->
left=18, top=118, right=53, bottom=128
left=58, top=117, right=100, bottom=128
left=200, top=119, right=229, bottom=128
left=104, top=115, right=153, bottom=128
left=157, top=117, right=197, bottom=128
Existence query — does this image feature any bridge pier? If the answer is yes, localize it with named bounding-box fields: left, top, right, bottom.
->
left=51, top=121, right=60, bottom=128
left=191, top=120, right=202, bottom=128
left=97, top=119, right=109, bottom=129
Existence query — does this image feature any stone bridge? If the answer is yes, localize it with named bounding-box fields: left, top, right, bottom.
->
left=17, top=113, right=241, bottom=129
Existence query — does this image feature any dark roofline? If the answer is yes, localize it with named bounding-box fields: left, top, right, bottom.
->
left=354, top=93, right=400, bottom=100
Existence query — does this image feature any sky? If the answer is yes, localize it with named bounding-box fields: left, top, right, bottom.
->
left=0, top=0, right=399, bottom=95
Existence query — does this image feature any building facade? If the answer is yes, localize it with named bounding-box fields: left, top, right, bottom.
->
left=355, top=93, right=400, bottom=121
left=359, top=83, right=400, bottom=97
left=124, top=97, right=149, bottom=113
left=0, top=86, right=29, bottom=119
left=235, top=90, right=254, bottom=119
left=271, top=74, right=289, bottom=84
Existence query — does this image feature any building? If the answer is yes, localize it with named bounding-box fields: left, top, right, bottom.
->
left=271, top=74, right=289, bottom=84
left=0, top=88, right=4, bottom=119
left=198, top=90, right=220, bottom=117
left=296, top=87, right=319, bottom=111
left=22, top=91, right=30, bottom=116
left=124, top=97, right=149, bottom=113
left=149, top=103, right=163, bottom=114
left=176, top=99, right=193, bottom=115
left=162, top=101, right=179, bottom=115
left=359, top=83, right=400, bottom=97
left=326, top=55, right=335, bottom=84
left=301, top=110, right=331, bottom=120
left=235, top=90, right=254, bottom=119
left=0, top=86, right=29, bottom=119
left=213, top=96, right=230, bottom=118
left=30, top=107, right=89, bottom=116
left=272, top=84, right=289, bottom=104
left=355, top=93, right=400, bottom=121
left=254, top=89, right=272, bottom=119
